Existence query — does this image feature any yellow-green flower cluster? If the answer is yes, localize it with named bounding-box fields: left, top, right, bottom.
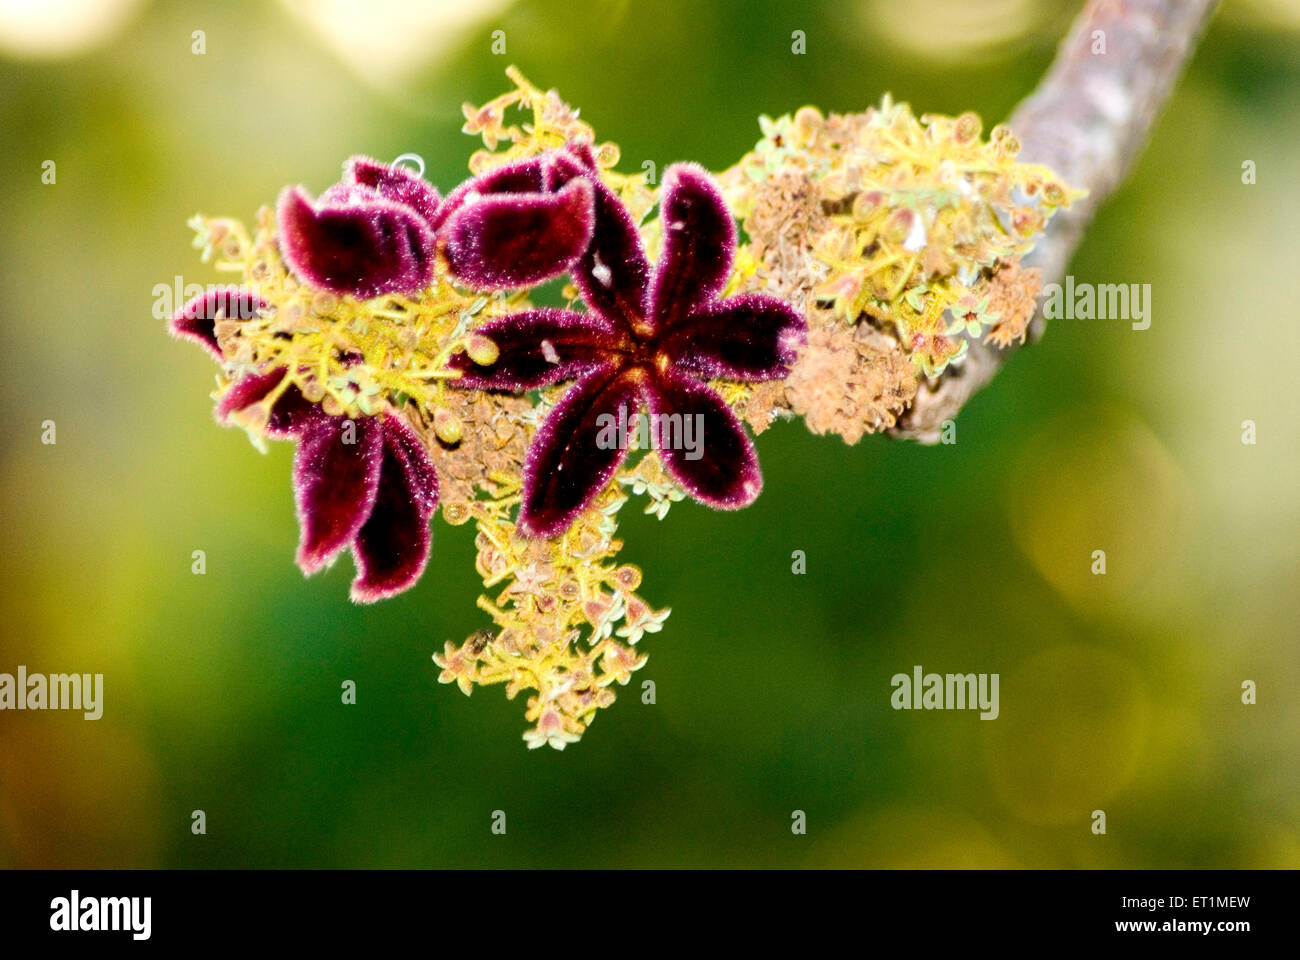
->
left=725, top=97, right=1080, bottom=377
left=433, top=475, right=665, bottom=750
left=188, top=207, right=517, bottom=435
left=461, top=66, right=654, bottom=224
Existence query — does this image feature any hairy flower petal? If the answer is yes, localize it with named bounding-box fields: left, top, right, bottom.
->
left=293, top=414, right=384, bottom=573
left=341, top=155, right=441, bottom=224
left=432, top=154, right=548, bottom=226
left=659, top=293, right=806, bottom=381
left=350, top=414, right=439, bottom=603
left=215, top=368, right=282, bottom=420
left=546, top=149, right=649, bottom=329
left=441, top=177, right=594, bottom=290
left=382, top=411, right=439, bottom=509
left=447, top=307, right=621, bottom=390
left=519, top=364, right=644, bottom=538
left=276, top=185, right=436, bottom=299
left=648, top=163, right=736, bottom=327
left=644, top=369, right=762, bottom=509
left=169, top=286, right=267, bottom=360
left=215, top=368, right=316, bottom=438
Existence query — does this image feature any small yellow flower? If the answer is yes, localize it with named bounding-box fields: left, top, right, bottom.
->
left=523, top=705, right=582, bottom=751
left=599, top=641, right=649, bottom=687
left=433, top=641, right=478, bottom=697
left=616, top=597, right=671, bottom=645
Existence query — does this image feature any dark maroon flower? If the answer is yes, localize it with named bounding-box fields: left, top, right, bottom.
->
left=215, top=366, right=439, bottom=603
left=277, top=153, right=595, bottom=300
left=432, top=153, right=596, bottom=290
left=167, top=285, right=268, bottom=360
left=277, top=157, right=440, bottom=300
left=449, top=150, right=805, bottom=538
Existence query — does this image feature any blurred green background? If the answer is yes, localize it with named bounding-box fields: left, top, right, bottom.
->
left=0, top=0, right=1296, bottom=868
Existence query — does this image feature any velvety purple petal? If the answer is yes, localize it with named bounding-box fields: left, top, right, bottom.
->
left=215, top=368, right=282, bottom=419
left=276, top=185, right=436, bottom=299
left=545, top=154, right=650, bottom=330
left=350, top=414, right=439, bottom=603
left=169, top=286, right=267, bottom=360
left=442, top=177, right=594, bottom=290
left=213, top=369, right=314, bottom=440
left=342, top=155, right=441, bottom=225
left=542, top=146, right=595, bottom=188
left=381, top=411, right=439, bottom=508
left=518, top=364, right=645, bottom=538
left=659, top=293, right=806, bottom=381
left=648, top=163, right=736, bottom=327
left=293, top=413, right=384, bottom=574
left=554, top=142, right=599, bottom=174
left=447, top=307, right=622, bottom=390
left=430, top=154, right=547, bottom=230
left=643, top=369, right=762, bottom=509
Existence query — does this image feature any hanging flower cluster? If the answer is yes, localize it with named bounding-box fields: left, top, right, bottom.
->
left=167, top=68, right=1073, bottom=747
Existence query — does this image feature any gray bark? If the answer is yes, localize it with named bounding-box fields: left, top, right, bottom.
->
left=893, top=0, right=1221, bottom=441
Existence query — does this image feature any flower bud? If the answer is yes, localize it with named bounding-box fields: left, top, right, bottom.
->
left=465, top=333, right=499, bottom=366
left=442, top=501, right=472, bottom=526
left=433, top=407, right=463, bottom=444
left=953, top=112, right=982, bottom=145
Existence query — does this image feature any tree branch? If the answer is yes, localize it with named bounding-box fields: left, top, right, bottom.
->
left=892, top=0, right=1220, bottom=441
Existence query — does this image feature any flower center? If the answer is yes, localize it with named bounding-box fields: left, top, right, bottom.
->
left=610, top=316, right=670, bottom=376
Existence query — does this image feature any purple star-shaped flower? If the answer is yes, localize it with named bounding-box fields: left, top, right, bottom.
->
left=168, top=288, right=438, bottom=602
left=217, top=366, right=439, bottom=603
left=449, top=147, right=806, bottom=538
left=277, top=153, right=595, bottom=299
